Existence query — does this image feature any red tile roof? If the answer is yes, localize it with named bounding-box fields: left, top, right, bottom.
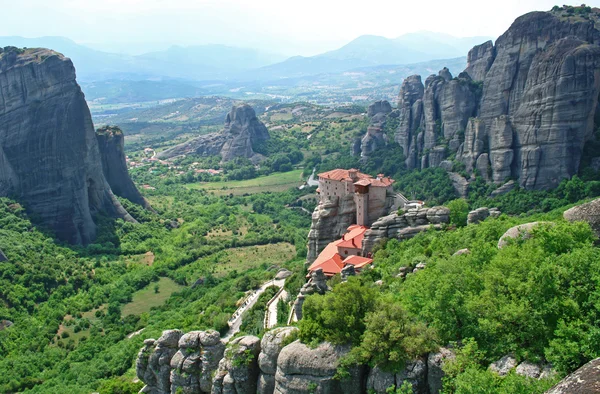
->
left=337, top=225, right=368, bottom=249
left=342, top=255, right=373, bottom=269
left=318, top=168, right=371, bottom=182
left=308, top=239, right=345, bottom=276
left=318, top=168, right=394, bottom=187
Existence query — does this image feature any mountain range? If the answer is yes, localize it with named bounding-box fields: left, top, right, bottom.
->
left=0, top=32, right=490, bottom=82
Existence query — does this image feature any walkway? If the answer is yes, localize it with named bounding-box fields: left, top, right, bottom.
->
left=222, top=278, right=285, bottom=341
left=264, top=287, right=289, bottom=329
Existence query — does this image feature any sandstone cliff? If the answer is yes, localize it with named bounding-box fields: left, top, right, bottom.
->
left=96, top=126, right=153, bottom=211
left=158, top=104, right=269, bottom=162
left=386, top=9, right=600, bottom=191
left=0, top=47, right=134, bottom=244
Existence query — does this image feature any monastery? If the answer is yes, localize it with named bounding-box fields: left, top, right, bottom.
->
left=308, top=168, right=399, bottom=277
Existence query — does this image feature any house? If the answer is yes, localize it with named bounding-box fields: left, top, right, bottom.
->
left=308, top=225, right=373, bottom=277
left=317, top=168, right=394, bottom=226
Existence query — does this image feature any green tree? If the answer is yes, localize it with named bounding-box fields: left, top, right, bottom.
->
left=447, top=199, right=469, bottom=227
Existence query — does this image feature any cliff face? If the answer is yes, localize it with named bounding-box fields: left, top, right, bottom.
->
left=158, top=104, right=269, bottom=162
left=392, top=9, right=600, bottom=190
left=96, top=126, right=153, bottom=210
left=0, top=47, right=134, bottom=244
left=136, top=328, right=456, bottom=394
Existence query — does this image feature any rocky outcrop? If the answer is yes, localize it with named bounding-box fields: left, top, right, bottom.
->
left=0, top=249, right=6, bottom=262
left=427, top=347, right=455, bottom=394
left=212, top=336, right=261, bottom=394
left=290, top=268, right=329, bottom=322
left=362, top=206, right=450, bottom=253
left=497, top=222, right=553, bottom=249
left=170, top=331, right=225, bottom=394
left=274, top=341, right=365, bottom=394
left=137, top=330, right=183, bottom=394
left=545, top=357, right=600, bottom=394
left=158, top=104, right=269, bottom=162
left=306, top=195, right=357, bottom=265
left=96, top=126, right=153, bottom=210
left=385, top=10, right=600, bottom=191
left=489, top=355, right=517, bottom=376
left=360, top=100, right=393, bottom=158
left=564, top=198, right=600, bottom=237
left=0, top=47, right=134, bottom=244
left=367, top=359, right=428, bottom=394
left=465, top=40, right=495, bottom=81
left=258, top=327, right=299, bottom=394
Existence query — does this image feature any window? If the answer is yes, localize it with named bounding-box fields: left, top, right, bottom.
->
left=344, top=251, right=348, bottom=255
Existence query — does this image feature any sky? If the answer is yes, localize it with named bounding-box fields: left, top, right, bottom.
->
left=1, top=0, right=577, bottom=56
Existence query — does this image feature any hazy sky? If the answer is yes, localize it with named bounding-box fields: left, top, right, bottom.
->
left=2, top=0, right=573, bottom=55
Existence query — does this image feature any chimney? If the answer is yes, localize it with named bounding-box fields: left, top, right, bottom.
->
left=348, top=169, right=358, bottom=181
left=377, top=173, right=384, bottom=180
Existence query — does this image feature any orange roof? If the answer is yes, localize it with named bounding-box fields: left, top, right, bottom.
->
left=337, top=225, right=368, bottom=249
left=318, top=168, right=393, bottom=187
left=308, top=239, right=345, bottom=275
left=318, top=168, right=371, bottom=182
left=342, top=255, right=373, bottom=269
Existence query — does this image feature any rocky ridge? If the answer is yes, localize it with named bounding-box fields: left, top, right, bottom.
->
left=136, top=328, right=461, bottom=394
left=365, top=9, right=600, bottom=191
left=158, top=104, right=270, bottom=162
left=0, top=47, right=135, bottom=244
left=361, top=206, right=450, bottom=253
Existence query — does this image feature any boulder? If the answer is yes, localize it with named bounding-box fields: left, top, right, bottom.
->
left=275, top=269, right=293, bottom=280
left=452, top=248, right=471, bottom=257
left=367, top=366, right=396, bottom=393
left=498, top=222, right=552, bottom=249
left=489, top=355, right=517, bottom=376
left=515, top=361, right=541, bottom=379
left=274, top=341, right=365, bottom=394
left=545, top=357, right=600, bottom=394
left=467, top=207, right=490, bottom=225
left=564, top=198, right=600, bottom=237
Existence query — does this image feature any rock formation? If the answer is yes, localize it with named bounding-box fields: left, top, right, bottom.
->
left=306, top=194, right=357, bottom=265
left=366, top=359, right=428, bottom=394
left=564, top=197, right=600, bottom=237
left=170, top=330, right=224, bottom=394
left=363, top=9, right=600, bottom=191
left=361, top=206, right=450, bottom=254
left=212, top=335, right=261, bottom=394
left=360, top=100, right=394, bottom=159
left=274, top=341, right=365, bottom=394
left=467, top=207, right=500, bottom=225
left=427, top=347, right=455, bottom=394
left=258, top=327, right=299, bottom=394
left=0, top=47, right=135, bottom=244
left=158, top=104, right=269, bottom=162
left=96, top=126, right=153, bottom=211
left=545, top=357, right=600, bottom=394
left=497, top=222, right=553, bottom=249
left=137, top=330, right=183, bottom=394
left=290, top=268, right=329, bottom=322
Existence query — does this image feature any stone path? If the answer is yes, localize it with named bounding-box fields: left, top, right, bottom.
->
left=222, top=278, right=285, bottom=341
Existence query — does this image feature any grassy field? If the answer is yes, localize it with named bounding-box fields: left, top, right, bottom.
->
left=212, top=243, right=296, bottom=277
left=186, top=169, right=304, bottom=196
left=121, top=277, right=185, bottom=316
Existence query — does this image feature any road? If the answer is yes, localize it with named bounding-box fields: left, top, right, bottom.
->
left=266, top=288, right=288, bottom=329
left=222, top=278, right=285, bottom=341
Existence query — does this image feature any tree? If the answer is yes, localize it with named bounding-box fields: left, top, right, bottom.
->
left=447, top=199, right=469, bottom=227
left=299, top=277, right=377, bottom=346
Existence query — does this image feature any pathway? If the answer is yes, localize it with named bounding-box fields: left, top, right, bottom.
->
left=222, top=278, right=285, bottom=341
left=264, top=287, right=289, bottom=329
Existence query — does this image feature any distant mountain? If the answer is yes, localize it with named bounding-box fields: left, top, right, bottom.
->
left=138, top=45, right=286, bottom=74
left=247, top=32, right=491, bottom=80
left=0, top=36, right=286, bottom=81
left=0, top=36, right=137, bottom=81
